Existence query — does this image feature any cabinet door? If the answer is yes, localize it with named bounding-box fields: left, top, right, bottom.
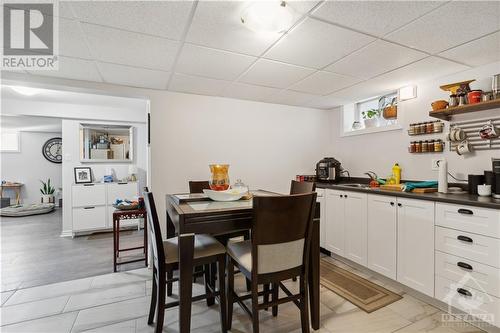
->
left=317, top=189, right=326, bottom=249
left=344, top=191, right=368, bottom=266
left=73, top=206, right=107, bottom=231
left=367, top=194, right=397, bottom=279
left=397, top=198, right=435, bottom=297
left=325, top=189, right=345, bottom=256
left=107, top=182, right=138, bottom=205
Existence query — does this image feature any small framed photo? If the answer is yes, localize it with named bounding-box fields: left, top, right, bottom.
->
left=74, top=167, right=92, bottom=184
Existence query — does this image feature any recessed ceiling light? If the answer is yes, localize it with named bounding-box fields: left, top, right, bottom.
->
left=9, top=86, right=43, bottom=96
left=241, top=1, right=294, bottom=34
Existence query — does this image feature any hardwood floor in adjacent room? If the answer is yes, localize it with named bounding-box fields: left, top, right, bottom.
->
left=1, top=209, right=146, bottom=291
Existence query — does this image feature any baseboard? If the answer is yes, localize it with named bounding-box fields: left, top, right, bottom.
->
left=59, top=230, right=73, bottom=238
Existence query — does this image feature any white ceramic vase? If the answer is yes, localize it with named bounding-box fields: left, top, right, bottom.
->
left=41, top=194, right=54, bottom=204
left=363, top=117, right=380, bottom=128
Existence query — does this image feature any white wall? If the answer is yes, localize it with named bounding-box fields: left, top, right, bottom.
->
left=329, top=62, right=500, bottom=181
left=1, top=131, right=62, bottom=204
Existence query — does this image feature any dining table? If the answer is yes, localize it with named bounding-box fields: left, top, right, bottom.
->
left=165, top=190, right=320, bottom=333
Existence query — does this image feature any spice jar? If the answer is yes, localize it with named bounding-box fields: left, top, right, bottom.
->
left=415, top=141, right=422, bottom=153
left=426, top=121, right=434, bottom=133
left=433, top=121, right=443, bottom=133
left=408, top=124, right=416, bottom=135
left=422, top=140, right=429, bottom=153
left=449, top=94, right=458, bottom=107
left=434, top=140, right=444, bottom=152
left=419, top=123, right=426, bottom=134
left=409, top=141, right=416, bottom=153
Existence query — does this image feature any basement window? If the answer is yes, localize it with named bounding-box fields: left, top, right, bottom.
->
left=0, top=131, right=20, bottom=152
left=341, top=91, right=401, bottom=136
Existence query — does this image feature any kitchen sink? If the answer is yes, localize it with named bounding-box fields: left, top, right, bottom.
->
left=341, top=183, right=370, bottom=188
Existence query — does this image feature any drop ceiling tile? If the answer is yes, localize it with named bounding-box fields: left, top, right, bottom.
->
left=176, top=44, right=256, bottom=81
left=59, top=18, right=92, bottom=59
left=239, top=59, right=315, bottom=88
left=222, top=82, right=281, bottom=102
left=439, top=32, right=500, bottom=67
left=169, top=73, right=230, bottom=97
left=97, top=62, right=169, bottom=90
left=69, top=1, right=193, bottom=40
left=386, top=1, right=500, bottom=54
left=311, top=1, right=443, bottom=37
left=81, top=23, right=179, bottom=71
left=26, top=56, right=102, bottom=82
left=325, top=40, right=427, bottom=79
left=265, top=18, right=375, bottom=69
left=185, top=1, right=318, bottom=56
left=305, top=95, right=345, bottom=109
left=267, top=90, right=319, bottom=107
left=291, top=71, right=361, bottom=95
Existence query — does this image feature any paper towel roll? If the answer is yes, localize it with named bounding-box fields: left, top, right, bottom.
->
left=438, top=159, right=448, bottom=193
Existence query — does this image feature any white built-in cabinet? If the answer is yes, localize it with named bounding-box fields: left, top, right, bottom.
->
left=325, top=189, right=367, bottom=265
left=396, top=197, right=435, bottom=297
left=71, top=182, right=138, bottom=234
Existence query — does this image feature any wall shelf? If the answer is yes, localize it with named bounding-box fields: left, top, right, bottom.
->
left=429, top=99, right=500, bottom=120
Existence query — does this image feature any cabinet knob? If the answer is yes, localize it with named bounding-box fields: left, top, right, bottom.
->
left=397, top=203, right=402, bottom=207
left=344, top=195, right=348, bottom=198
left=456, top=288, right=472, bottom=297
left=458, top=208, right=473, bottom=215
left=390, top=202, right=395, bottom=206
left=457, top=262, right=473, bottom=270
left=457, top=235, right=473, bottom=243
left=339, top=195, right=343, bottom=198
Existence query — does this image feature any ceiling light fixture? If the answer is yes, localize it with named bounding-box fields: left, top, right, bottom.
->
left=10, top=86, right=43, bottom=96
left=241, top=1, right=294, bottom=34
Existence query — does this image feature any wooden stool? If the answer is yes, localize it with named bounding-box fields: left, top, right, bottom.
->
left=113, top=208, right=148, bottom=272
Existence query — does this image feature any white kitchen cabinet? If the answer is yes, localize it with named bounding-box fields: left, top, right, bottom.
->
left=325, top=189, right=346, bottom=256
left=367, top=194, right=397, bottom=279
left=317, top=189, right=326, bottom=249
left=344, top=191, right=368, bottom=266
left=397, top=197, right=435, bottom=297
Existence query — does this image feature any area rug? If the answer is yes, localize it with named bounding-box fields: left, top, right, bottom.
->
left=320, top=259, right=402, bottom=313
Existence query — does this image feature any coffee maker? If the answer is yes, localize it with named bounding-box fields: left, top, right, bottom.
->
left=493, top=158, right=500, bottom=199
left=316, top=157, right=342, bottom=182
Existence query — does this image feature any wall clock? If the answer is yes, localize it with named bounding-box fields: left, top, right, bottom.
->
left=42, top=137, right=62, bottom=164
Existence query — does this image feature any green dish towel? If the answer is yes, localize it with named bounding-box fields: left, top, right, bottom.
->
left=402, top=181, right=438, bottom=192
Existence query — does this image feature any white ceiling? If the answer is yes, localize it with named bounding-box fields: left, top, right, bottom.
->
left=0, top=115, right=62, bottom=133
left=4, top=0, right=500, bottom=109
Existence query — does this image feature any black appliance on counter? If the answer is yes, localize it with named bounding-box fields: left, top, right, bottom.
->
left=316, top=157, right=342, bottom=182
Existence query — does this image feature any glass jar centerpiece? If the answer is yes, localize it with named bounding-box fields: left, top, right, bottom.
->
left=209, top=164, right=230, bottom=191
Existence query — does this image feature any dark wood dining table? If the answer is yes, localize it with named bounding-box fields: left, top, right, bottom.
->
left=165, top=190, right=320, bottom=333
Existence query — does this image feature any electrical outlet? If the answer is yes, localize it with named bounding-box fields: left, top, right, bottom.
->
left=431, top=159, right=441, bottom=171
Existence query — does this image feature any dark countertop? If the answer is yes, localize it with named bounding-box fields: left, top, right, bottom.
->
left=316, top=182, right=500, bottom=210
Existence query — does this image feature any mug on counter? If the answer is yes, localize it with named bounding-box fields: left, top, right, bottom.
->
left=448, top=127, right=467, bottom=142
left=456, top=140, right=472, bottom=155
left=477, top=184, right=492, bottom=197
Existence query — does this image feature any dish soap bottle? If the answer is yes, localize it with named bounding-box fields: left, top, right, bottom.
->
left=392, top=163, right=402, bottom=184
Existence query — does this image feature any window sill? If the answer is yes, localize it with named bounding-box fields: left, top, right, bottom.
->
left=341, top=123, right=402, bottom=137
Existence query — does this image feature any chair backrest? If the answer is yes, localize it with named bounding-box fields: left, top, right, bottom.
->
left=189, top=181, right=210, bottom=194
left=143, top=191, right=165, bottom=268
left=290, top=180, right=316, bottom=194
left=251, top=193, right=316, bottom=275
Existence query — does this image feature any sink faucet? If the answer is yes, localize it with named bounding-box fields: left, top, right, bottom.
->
left=364, top=171, right=378, bottom=180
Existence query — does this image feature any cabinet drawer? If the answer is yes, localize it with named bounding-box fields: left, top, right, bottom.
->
left=72, top=184, right=105, bottom=207
left=73, top=206, right=106, bottom=231
left=435, top=251, right=500, bottom=298
left=436, top=203, right=500, bottom=239
left=107, top=182, right=138, bottom=204
left=435, top=275, right=500, bottom=328
left=435, top=226, right=500, bottom=268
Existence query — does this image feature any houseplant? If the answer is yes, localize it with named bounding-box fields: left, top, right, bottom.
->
left=362, top=108, right=381, bottom=128
left=40, top=178, right=56, bottom=204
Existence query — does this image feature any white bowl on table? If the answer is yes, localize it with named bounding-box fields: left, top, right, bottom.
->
left=203, top=189, right=246, bottom=202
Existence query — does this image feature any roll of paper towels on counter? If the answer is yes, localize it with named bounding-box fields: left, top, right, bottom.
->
left=438, top=159, right=448, bottom=193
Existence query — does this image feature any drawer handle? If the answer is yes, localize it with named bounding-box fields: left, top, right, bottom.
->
left=83, top=184, right=95, bottom=186
left=84, top=206, right=95, bottom=209
left=458, top=208, right=473, bottom=215
left=118, top=182, right=128, bottom=185
left=457, top=288, right=472, bottom=297
left=457, top=262, right=473, bottom=270
left=457, top=235, right=473, bottom=243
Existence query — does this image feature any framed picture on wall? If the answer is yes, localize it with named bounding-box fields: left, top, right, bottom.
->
left=74, top=167, right=92, bottom=184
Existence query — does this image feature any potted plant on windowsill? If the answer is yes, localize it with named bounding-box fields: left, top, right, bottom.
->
left=362, top=109, right=381, bottom=128
left=40, top=178, right=55, bottom=204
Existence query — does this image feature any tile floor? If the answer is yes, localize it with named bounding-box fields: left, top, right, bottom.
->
left=1, top=209, right=147, bottom=291
left=0, top=255, right=489, bottom=333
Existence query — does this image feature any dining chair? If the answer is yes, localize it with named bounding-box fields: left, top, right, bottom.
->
left=188, top=180, right=210, bottom=194
left=143, top=191, right=228, bottom=333
left=226, top=192, right=317, bottom=333
left=290, top=180, right=316, bottom=194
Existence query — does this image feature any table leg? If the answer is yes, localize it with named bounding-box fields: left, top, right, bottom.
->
left=143, top=215, right=148, bottom=267
left=308, top=218, right=320, bottom=330
left=113, top=216, right=117, bottom=272
left=178, top=233, right=195, bottom=333
left=166, top=213, right=175, bottom=239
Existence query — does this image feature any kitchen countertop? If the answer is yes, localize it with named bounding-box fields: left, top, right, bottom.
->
left=316, top=182, right=500, bottom=210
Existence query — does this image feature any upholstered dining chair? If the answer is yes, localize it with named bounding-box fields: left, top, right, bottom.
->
left=226, top=192, right=317, bottom=333
left=143, top=191, right=227, bottom=333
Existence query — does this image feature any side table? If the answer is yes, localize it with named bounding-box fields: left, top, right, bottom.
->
left=113, top=208, right=148, bottom=272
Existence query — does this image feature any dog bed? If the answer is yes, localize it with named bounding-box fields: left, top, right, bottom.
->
left=0, top=203, right=55, bottom=217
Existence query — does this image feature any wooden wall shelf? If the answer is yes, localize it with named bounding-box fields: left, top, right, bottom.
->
left=429, top=99, right=500, bottom=120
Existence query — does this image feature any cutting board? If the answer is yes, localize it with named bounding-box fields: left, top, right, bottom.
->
left=379, top=184, right=438, bottom=193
